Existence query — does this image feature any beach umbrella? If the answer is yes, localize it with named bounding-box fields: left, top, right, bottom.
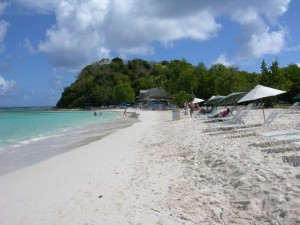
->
left=205, top=95, right=225, bottom=105
left=206, top=95, right=215, bottom=102
left=217, top=92, right=246, bottom=106
left=292, top=93, right=300, bottom=100
left=193, top=97, right=205, bottom=104
left=238, top=85, right=286, bottom=120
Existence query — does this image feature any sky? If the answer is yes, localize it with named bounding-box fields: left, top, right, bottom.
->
left=0, top=0, right=300, bottom=107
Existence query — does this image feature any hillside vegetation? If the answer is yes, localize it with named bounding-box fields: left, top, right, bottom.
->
left=56, top=57, right=300, bottom=108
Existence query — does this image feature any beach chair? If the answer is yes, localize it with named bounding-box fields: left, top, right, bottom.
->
left=291, top=141, right=300, bottom=152
left=293, top=141, right=300, bottom=147
left=242, top=102, right=254, bottom=110
left=281, top=102, right=299, bottom=114
left=210, top=111, right=279, bottom=135
left=267, top=133, right=300, bottom=143
left=257, top=126, right=300, bottom=149
left=204, top=110, right=249, bottom=131
left=207, top=107, right=235, bottom=122
left=208, top=104, right=252, bottom=124
left=196, top=106, right=219, bottom=119
left=251, top=102, right=263, bottom=109
left=258, top=111, right=279, bottom=127
left=204, top=107, right=218, bottom=116
left=257, top=123, right=300, bottom=137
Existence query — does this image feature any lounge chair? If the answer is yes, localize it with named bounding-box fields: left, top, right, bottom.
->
left=195, top=107, right=219, bottom=120
left=252, top=102, right=264, bottom=109
left=280, top=102, right=299, bottom=114
left=206, top=103, right=253, bottom=125
left=268, top=133, right=300, bottom=143
left=293, top=141, right=300, bottom=147
left=257, top=123, right=300, bottom=137
left=207, top=107, right=235, bottom=122
left=207, top=111, right=279, bottom=134
left=204, top=110, right=249, bottom=131
left=258, top=129, right=300, bottom=148
left=291, top=141, right=300, bottom=152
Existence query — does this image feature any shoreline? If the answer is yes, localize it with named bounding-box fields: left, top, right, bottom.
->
left=0, top=109, right=299, bottom=224
left=0, top=110, right=164, bottom=225
left=0, top=110, right=139, bottom=176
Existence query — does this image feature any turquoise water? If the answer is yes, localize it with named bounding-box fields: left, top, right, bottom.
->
left=0, top=107, right=118, bottom=148
left=0, top=107, right=135, bottom=175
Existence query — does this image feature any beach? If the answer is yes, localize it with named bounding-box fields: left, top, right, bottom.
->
left=0, top=108, right=300, bottom=225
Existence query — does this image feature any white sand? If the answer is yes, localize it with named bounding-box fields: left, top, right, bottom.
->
left=0, top=108, right=300, bottom=225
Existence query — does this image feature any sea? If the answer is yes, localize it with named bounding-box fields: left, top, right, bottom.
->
left=0, top=107, right=137, bottom=175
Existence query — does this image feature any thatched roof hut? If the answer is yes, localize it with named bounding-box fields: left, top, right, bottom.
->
left=138, top=88, right=171, bottom=101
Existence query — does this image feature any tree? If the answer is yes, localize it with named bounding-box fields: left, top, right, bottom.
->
left=194, top=62, right=207, bottom=98
left=110, top=57, right=125, bottom=72
left=260, top=59, right=270, bottom=86
left=281, top=64, right=300, bottom=102
left=113, top=80, right=135, bottom=104
left=171, top=91, right=191, bottom=107
left=132, top=75, right=156, bottom=94
left=166, top=59, right=197, bottom=95
left=55, top=57, right=298, bottom=109
left=269, top=59, right=290, bottom=91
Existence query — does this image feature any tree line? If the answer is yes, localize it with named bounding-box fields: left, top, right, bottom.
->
left=56, top=57, right=300, bottom=108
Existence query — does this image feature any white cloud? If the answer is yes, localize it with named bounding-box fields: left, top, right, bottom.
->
left=0, top=76, right=16, bottom=95
left=219, top=0, right=290, bottom=63
left=0, top=20, right=9, bottom=52
left=98, top=47, right=110, bottom=59
left=48, top=69, right=63, bottom=90
left=0, top=2, right=9, bottom=52
left=248, top=30, right=285, bottom=57
left=21, top=0, right=290, bottom=69
left=38, top=0, right=109, bottom=69
left=22, top=38, right=36, bottom=54
left=285, top=45, right=300, bottom=52
left=0, top=2, right=9, bottom=14
left=212, top=54, right=233, bottom=67
left=13, top=0, right=61, bottom=14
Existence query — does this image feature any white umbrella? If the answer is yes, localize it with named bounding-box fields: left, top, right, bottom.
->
left=193, top=97, right=205, bottom=104
left=238, top=85, right=286, bottom=120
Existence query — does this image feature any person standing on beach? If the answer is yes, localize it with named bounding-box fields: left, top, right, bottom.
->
left=184, top=101, right=188, bottom=115
left=189, top=101, right=194, bottom=117
left=123, top=106, right=127, bottom=116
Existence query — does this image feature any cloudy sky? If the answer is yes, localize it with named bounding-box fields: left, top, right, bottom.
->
left=0, top=0, right=299, bottom=107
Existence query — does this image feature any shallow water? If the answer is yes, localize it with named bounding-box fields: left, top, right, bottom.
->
left=0, top=107, right=137, bottom=175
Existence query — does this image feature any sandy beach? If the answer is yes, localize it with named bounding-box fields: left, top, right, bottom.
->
left=0, top=108, right=300, bottom=225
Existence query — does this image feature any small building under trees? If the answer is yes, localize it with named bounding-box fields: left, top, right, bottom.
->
left=137, top=87, right=171, bottom=110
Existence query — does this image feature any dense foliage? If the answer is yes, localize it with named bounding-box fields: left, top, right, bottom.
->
left=56, top=57, right=300, bottom=108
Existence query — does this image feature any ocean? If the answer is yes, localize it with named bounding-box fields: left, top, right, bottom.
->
left=0, top=107, right=137, bottom=175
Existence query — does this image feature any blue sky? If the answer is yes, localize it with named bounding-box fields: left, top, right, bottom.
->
left=0, top=0, right=299, bottom=107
